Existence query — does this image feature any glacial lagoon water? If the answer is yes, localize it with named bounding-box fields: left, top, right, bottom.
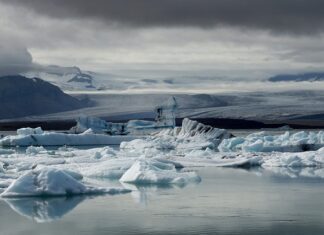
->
left=1, top=167, right=324, bottom=235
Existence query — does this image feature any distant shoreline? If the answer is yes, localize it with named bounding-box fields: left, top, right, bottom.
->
left=0, top=118, right=323, bottom=131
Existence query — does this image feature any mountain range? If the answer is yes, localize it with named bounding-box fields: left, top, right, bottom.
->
left=268, top=72, right=324, bottom=82
left=0, top=75, right=88, bottom=119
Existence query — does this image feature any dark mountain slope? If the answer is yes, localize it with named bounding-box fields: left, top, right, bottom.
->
left=0, top=75, right=86, bottom=119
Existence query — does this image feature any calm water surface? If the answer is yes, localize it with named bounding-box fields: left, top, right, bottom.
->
left=0, top=167, right=324, bottom=235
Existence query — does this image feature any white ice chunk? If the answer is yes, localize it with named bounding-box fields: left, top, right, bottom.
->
left=81, top=158, right=135, bottom=179
left=0, top=131, right=138, bottom=147
left=218, top=130, right=324, bottom=153
left=17, top=127, right=44, bottom=136
left=121, top=118, right=231, bottom=153
left=26, top=146, right=47, bottom=155
left=1, top=168, right=130, bottom=197
left=120, top=159, right=201, bottom=185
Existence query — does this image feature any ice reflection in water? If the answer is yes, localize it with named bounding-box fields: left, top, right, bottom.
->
left=4, top=196, right=85, bottom=223
left=121, top=182, right=196, bottom=206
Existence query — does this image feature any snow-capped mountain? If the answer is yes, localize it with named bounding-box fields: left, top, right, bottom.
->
left=23, top=65, right=107, bottom=91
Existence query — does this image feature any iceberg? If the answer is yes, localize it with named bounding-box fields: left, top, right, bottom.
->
left=1, top=168, right=130, bottom=197
left=154, top=96, right=178, bottom=128
left=0, top=129, right=138, bottom=147
left=70, top=116, right=128, bottom=135
left=120, top=159, right=201, bottom=185
left=218, top=131, right=324, bottom=153
left=81, top=158, right=136, bottom=179
left=70, top=97, right=178, bottom=136
left=17, top=127, right=44, bottom=136
left=121, top=118, right=231, bottom=152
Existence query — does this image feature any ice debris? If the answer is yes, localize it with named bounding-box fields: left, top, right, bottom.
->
left=218, top=131, right=324, bottom=152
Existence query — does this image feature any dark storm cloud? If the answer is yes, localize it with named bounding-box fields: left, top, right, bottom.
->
left=2, top=0, right=324, bottom=34
left=0, top=41, right=33, bottom=76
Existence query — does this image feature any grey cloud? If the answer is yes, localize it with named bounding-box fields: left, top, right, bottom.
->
left=2, top=0, right=324, bottom=34
left=0, top=41, right=33, bottom=76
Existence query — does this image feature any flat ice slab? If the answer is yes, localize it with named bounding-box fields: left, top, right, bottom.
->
left=0, top=127, right=138, bottom=147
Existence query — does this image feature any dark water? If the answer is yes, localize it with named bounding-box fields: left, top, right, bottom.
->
left=1, top=167, right=324, bottom=235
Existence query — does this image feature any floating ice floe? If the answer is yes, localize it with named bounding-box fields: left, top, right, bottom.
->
left=172, top=147, right=324, bottom=169
left=0, top=127, right=138, bottom=147
left=120, top=158, right=201, bottom=185
left=218, top=131, right=324, bottom=152
left=121, top=118, right=231, bottom=152
left=1, top=168, right=130, bottom=197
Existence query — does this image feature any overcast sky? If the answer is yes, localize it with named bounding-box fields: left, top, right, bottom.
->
left=1, top=0, right=324, bottom=80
